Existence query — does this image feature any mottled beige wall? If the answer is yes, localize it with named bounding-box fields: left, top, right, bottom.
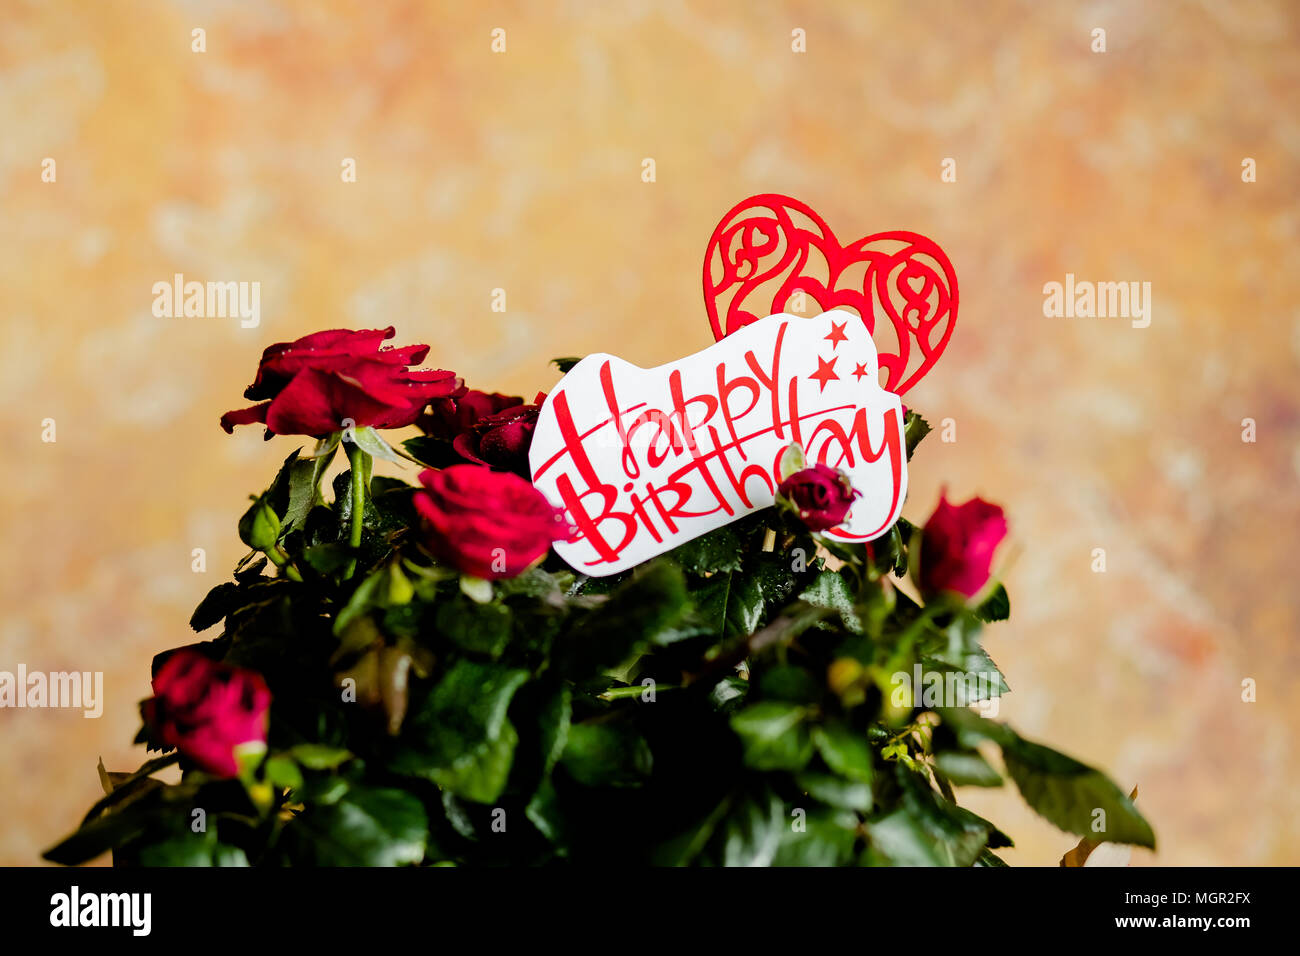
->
left=3, top=0, right=1298, bottom=865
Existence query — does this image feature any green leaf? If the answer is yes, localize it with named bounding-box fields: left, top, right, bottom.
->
left=730, top=701, right=813, bottom=771
left=347, top=426, right=411, bottom=465
left=796, top=772, right=873, bottom=812
left=437, top=598, right=512, bottom=658
left=757, top=665, right=820, bottom=704
left=538, top=686, right=572, bottom=775
left=721, top=789, right=786, bottom=866
left=915, top=655, right=1009, bottom=706
left=890, top=765, right=991, bottom=866
left=560, top=721, right=652, bottom=787
left=811, top=722, right=874, bottom=783
left=426, top=720, right=520, bottom=803
left=695, top=550, right=799, bottom=641
left=652, top=797, right=734, bottom=866
left=935, top=750, right=1003, bottom=787
left=496, top=566, right=575, bottom=599
left=284, top=786, right=427, bottom=866
left=559, top=562, right=689, bottom=673
left=270, top=445, right=338, bottom=536
left=303, top=432, right=341, bottom=459
left=188, top=582, right=241, bottom=632
left=798, top=570, right=864, bottom=633
left=865, top=809, right=977, bottom=867
left=863, top=519, right=912, bottom=578
left=665, top=523, right=745, bottom=574
left=302, top=542, right=352, bottom=575
left=264, top=755, right=304, bottom=792
left=43, top=804, right=153, bottom=865
left=774, top=807, right=859, bottom=866
left=1000, top=735, right=1155, bottom=847
left=525, top=777, right=565, bottom=843
left=136, top=827, right=250, bottom=867
left=400, top=435, right=451, bottom=468
left=392, top=660, right=530, bottom=803
left=289, top=744, right=354, bottom=770
left=904, top=410, right=931, bottom=461
left=973, top=583, right=1010, bottom=623
left=709, top=675, right=749, bottom=713
left=936, top=706, right=1016, bottom=750
left=550, top=356, right=582, bottom=373
left=333, top=568, right=385, bottom=635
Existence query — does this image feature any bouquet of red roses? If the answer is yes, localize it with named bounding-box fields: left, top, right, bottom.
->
left=46, top=323, right=1153, bottom=866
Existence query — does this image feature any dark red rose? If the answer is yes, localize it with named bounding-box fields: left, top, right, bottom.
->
left=142, top=649, right=271, bottom=778
left=416, top=389, right=543, bottom=477
left=917, top=492, right=1008, bottom=600
left=413, top=465, right=570, bottom=579
left=419, top=389, right=524, bottom=441
left=777, top=464, right=861, bottom=531
left=451, top=398, right=543, bottom=477
left=220, top=327, right=460, bottom=438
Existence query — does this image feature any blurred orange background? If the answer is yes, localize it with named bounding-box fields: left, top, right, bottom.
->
left=3, top=0, right=1298, bottom=865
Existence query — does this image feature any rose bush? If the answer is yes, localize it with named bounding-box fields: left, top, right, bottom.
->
left=48, top=329, right=1153, bottom=869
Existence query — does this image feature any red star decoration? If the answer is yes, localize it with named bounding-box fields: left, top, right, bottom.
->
left=825, top=320, right=849, bottom=348
left=852, top=362, right=870, bottom=382
left=809, top=355, right=839, bottom=392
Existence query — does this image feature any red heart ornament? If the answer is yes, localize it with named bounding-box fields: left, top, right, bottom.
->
left=703, top=194, right=958, bottom=395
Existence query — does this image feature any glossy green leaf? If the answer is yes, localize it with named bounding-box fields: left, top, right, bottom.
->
left=1001, top=736, right=1155, bottom=847
left=283, top=787, right=427, bottom=866
left=812, top=722, right=874, bottom=783
left=730, top=701, right=813, bottom=771
left=560, top=722, right=652, bottom=787
left=935, top=750, right=1003, bottom=787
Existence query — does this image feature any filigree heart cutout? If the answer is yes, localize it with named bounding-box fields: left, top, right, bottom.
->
left=703, top=193, right=958, bottom=395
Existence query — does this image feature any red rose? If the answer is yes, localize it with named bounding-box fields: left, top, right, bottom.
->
left=917, top=492, right=1008, bottom=600
left=451, top=398, right=543, bottom=477
left=142, top=650, right=271, bottom=778
left=419, top=389, right=524, bottom=441
left=417, top=389, right=543, bottom=477
left=413, top=465, right=570, bottom=579
left=777, top=464, right=861, bottom=531
left=220, top=327, right=460, bottom=438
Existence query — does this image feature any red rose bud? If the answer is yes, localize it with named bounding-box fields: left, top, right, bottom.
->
left=777, top=464, right=861, bottom=532
left=142, top=650, right=271, bottom=778
left=413, top=465, right=570, bottom=579
left=220, top=327, right=461, bottom=437
left=917, top=492, right=1008, bottom=600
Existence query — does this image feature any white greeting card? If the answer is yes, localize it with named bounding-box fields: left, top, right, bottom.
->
left=529, top=311, right=908, bottom=576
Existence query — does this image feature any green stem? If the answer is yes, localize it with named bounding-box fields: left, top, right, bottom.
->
left=265, top=545, right=303, bottom=583
left=599, top=683, right=680, bottom=700
left=344, top=441, right=369, bottom=579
